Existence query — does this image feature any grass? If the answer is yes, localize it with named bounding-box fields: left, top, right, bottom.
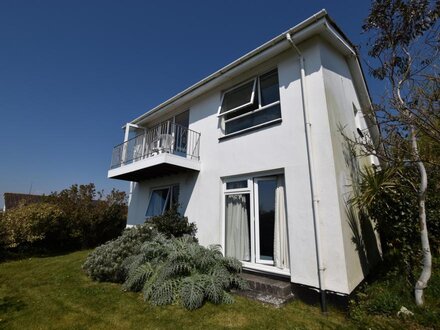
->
left=0, top=250, right=348, bottom=330
left=0, top=250, right=437, bottom=330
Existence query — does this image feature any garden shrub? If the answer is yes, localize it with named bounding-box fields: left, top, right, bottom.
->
left=83, top=207, right=198, bottom=283
left=122, top=234, right=248, bottom=310
left=148, top=206, right=197, bottom=239
left=348, top=260, right=440, bottom=327
left=82, top=224, right=156, bottom=282
left=0, top=184, right=127, bottom=254
left=46, top=184, right=127, bottom=248
left=352, top=166, right=439, bottom=278
left=0, top=212, right=7, bottom=257
left=1, top=203, right=65, bottom=249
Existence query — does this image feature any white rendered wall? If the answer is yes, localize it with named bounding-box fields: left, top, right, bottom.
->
left=320, top=40, right=381, bottom=293
left=126, top=38, right=378, bottom=294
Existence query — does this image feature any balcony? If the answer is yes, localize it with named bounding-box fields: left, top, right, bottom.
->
left=108, top=121, right=201, bottom=181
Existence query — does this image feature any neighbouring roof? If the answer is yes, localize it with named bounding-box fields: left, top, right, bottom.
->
left=3, top=193, right=46, bottom=211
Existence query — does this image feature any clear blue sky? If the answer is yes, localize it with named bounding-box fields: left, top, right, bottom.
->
left=0, top=0, right=382, bottom=207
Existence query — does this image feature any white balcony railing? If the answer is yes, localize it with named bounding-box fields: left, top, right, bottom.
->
left=110, top=121, right=200, bottom=169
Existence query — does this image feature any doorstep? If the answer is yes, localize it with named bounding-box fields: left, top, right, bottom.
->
left=235, top=271, right=294, bottom=308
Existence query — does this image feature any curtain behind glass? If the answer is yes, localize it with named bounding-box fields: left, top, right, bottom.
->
left=225, top=194, right=250, bottom=261
left=145, top=188, right=169, bottom=218
left=274, top=177, right=289, bottom=269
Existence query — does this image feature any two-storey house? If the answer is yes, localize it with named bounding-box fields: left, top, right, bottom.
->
left=108, top=10, right=381, bottom=300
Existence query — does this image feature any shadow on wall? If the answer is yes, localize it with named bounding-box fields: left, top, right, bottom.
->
left=128, top=171, right=199, bottom=226
left=345, top=204, right=381, bottom=277
left=177, top=172, right=199, bottom=216
left=341, top=139, right=381, bottom=277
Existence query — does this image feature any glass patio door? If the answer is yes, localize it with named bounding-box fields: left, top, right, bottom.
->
left=254, top=177, right=277, bottom=265
left=224, top=175, right=288, bottom=271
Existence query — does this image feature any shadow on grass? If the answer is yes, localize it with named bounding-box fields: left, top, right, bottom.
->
left=0, top=246, right=88, bottom=263
left=0, top=296, right=26, bottom=313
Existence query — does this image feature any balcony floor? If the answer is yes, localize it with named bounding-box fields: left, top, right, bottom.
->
left=108, top=152, right=200, bottom=182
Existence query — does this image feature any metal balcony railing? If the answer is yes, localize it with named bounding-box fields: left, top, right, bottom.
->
left=110, top=121, right=201, bottom=169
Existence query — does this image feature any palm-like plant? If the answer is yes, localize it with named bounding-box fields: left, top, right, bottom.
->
left=350, top=165, right=421, bottom=277
left=350, top=165, right=401, bottom=211
left=122, top=233, right=248, bottom=310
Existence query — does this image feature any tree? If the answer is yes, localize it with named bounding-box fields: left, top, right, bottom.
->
left=362, top=0, right=439, bottom=305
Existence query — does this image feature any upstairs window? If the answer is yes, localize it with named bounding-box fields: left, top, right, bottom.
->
left=218, top=69, right=281, bottom=136
left=145, top=184, right=179, bottom=218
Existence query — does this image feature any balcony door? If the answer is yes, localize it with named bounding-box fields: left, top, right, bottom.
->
left=174, top=110, right=189, bottom=155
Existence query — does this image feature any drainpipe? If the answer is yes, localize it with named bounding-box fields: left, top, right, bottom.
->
left=286, top=33, right=327, bottom=314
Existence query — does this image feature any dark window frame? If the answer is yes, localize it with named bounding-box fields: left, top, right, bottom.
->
left=218, top=69, right=281, bottom=136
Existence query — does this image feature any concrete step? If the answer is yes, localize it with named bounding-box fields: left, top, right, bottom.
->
left=237, top=272, right=294, bottom=307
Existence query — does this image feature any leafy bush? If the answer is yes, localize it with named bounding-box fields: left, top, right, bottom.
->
left=1, top=203, right=65, bottom=248
left=0, top=212, right=8, bottom=257
left=148, top=206, right=197, bottom=239
left=46, top=184, right=127, bottom=248
left=83, top=206, right=198, bottom=283
left=351, top=166, right=439, bottom=277
left=122, top=234, right=248, bottom=310
left=82, top=224, right=156, bottom=282
left=0, top=184, right=127, bottom=254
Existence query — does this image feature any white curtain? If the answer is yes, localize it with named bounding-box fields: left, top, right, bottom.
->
left=225, top=194, right=250, bottom=261
left=274, top=177, right=289, bottom=269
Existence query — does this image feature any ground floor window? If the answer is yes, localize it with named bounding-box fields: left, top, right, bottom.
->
left=145, top=184, right=179, bottom=218
left=224, top=175, right=289, bottom=270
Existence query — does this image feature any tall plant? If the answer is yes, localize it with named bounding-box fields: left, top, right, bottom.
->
left=361, top=0, right=439, bottom=305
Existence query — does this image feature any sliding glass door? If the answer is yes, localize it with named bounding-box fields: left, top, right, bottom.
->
left=224, top=175, right=289, bottom=271
left=254, top=177, right=277, bottom=265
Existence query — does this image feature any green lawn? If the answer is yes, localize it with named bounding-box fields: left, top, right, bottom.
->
left=0, top=250, right=431, bottom=329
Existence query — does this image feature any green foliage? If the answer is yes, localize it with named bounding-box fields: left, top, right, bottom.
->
left=122, top=234, right=248, bottom=310
left=1, top=203, right=65, bottom=248
left=425, top=164, right=440, bottom=253
left=0, top=184, right=127, bottom=253
left=0, top=212, right=7, bottom=248
left=349, top=257, right=440, bottom=327
left=363, top=0, right=439, bottom=79
left=350, top=165, right=440, bottom=278
left=148, top=206, right=197, bottom=239
left=46, top=184, right=127, bottom=248
left=83, top=206, right=199, bottom=283
left=82, top=224, right=156, bottom=282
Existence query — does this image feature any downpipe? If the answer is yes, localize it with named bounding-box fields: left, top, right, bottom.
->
left=286, top=33, right=327, bottom=314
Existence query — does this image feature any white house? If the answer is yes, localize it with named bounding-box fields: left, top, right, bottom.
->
left=108, top=10, right=381, bottom=300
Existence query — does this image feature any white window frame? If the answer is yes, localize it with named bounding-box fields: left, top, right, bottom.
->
left=221, top=172, right=290, bottom=276
left=223, top=177, right=255, bottom=264
left=145, top=184, right=179, bottom=218
left=217, top=78, right=257, bottom=117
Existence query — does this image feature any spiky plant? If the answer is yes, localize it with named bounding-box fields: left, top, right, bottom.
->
left=82, top=224, right=157, bottom=282
left=122, top=234, right=248, bottom=310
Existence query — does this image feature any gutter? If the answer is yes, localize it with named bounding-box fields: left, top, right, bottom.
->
left=286, top=33, right=327, bottom=314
